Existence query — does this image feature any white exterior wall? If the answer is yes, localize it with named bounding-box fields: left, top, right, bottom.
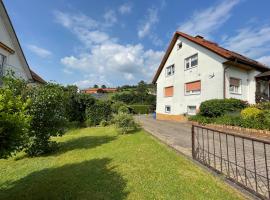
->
left=0, top=10, right=29, bottom=80
left=156, top=36, right=260, bottom=115
left=225, top=66, right=260, bottom=104
left=156, top=36, right=226, bottom=115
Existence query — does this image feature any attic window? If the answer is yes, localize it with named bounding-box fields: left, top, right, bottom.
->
left=177, top=42, right=182, bottom=50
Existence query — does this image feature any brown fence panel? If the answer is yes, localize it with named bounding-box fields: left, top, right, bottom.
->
left=192, top=125, right=270, bottom=199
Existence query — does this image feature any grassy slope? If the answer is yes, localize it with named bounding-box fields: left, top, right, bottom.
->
left=0, top=127, right=244, bottom=200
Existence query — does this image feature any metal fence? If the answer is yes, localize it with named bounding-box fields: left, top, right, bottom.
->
left=192, top=125, right=270, bottom=199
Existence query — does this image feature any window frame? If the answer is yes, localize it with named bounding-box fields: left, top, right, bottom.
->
left=185, top=80, right=201, bottom=95
left=184, top=53, right=198, bottom=70
left=165, top=105, right=171, bottom=113
left=177, top=42, right=182, bottom=50
left=165, top=64, right=175, bottom=77
left=187, top=105, right=197, bottom=115
left=229, top=77, right=242, bottom=95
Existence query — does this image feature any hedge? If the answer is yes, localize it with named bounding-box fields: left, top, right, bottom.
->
left=199, top=98, right=248, bottom=117
left=128, top=105, right=153, bottom=114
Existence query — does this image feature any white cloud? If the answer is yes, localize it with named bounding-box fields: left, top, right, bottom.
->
left=56, top=11, right=164, bottom=85
left=138, top=7, right=159, bottom=38
left=223, top=26, right=270, bottom=59
left=118, top=3, right=132, bottom=14
left=103, top=10, right=117, bottom=26
left=27, top=44, right=52, bottom=58
left=257, top=56, right=270, bottom=66
left=178, top=0, right=240, bottom=38
left=74, top=74, right=111, bottom=89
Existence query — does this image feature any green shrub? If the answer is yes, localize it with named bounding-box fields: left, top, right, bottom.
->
left=86, top=100, right=112, bottom=126
left=65, top=90, right=96, bottom=123
left=188, top=115, right=213, bottom=125
left=255, top=102, right=270, bottom=110
left=85, top=119, right=94, bottom=127
left=241, top=107, right=263, bottom=120
left=26, top=83, right=68, bottom=156
left=213, top=115, right=242, bottom=126
left=118, top=105, right=129, bottom=114
left=0, top=88, right=31, bottom=158
left=111, top=101, right=126, bottom=113
left=199, top=98, right=248, bottom=117
left=113, top=113, right=138, bottom=134
left=100, top=119, right=109, bottom=127
left=129, top=105, right=153, bottom=114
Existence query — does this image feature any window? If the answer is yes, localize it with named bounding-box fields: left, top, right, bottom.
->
left=165, top=105, right=171, bottom=113
left=164, top=86, right=174, bottom=97
left=185, top=80, right=201, bottom=95
left=185, top=54, right=198, bottom=70
left=187, top=106, right=196, bottom=115
left=0, top=54, right=6, bottom=78
left=177, top=42, right=182, bottom=50
left=166, top=64, right=175, bottom=76
left=229, top=78, right=241, bottom=94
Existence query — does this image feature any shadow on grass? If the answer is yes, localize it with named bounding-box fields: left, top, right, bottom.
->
left=0, top=158, right=128, bottom=200
left=57, top=135, right=117, bottom=155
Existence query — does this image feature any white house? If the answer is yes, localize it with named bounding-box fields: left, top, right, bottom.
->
left=152, top=32, right=270, bottom=121
left=0, top=0, right=45, bottom=84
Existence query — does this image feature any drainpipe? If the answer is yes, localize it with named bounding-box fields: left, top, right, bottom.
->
left=224, top=65, right=230, bottom=99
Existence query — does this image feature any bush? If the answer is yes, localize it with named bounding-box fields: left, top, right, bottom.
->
left=111, top=101, right=126, bottom=113
left=255, top=102, right=270, bottom=110
left=0, top=88, right=31, bottom=158
left=129, top=105, right=153, bottom=114
left=199, top=98, right=248, bottom=117
left=188, top=115, right=213, bottom=125
left=65, top=89, right=96, bottom=123
left=118, top=105, right=129, bottom=114
left=86, top=100, right=112, bottom=126
left=26, top=84, right=68, bottom=156
left=113, top=113, right=138, bottom=134
left=100, top=119, right=109, bottom=127
left=241, top=107, right=263, bottom=120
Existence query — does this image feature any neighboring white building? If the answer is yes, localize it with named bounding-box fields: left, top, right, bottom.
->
left=0, top=0, right=45, bottom=84
left=152, top=32, right=270, bottom=121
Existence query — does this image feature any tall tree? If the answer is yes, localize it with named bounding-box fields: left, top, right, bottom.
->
left=101, top=85, right=106, bottom=89
left=93, top=84, right=99, bottom=88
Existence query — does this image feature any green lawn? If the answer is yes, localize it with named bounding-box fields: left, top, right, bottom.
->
left=0, top=127, right=244, bottom=200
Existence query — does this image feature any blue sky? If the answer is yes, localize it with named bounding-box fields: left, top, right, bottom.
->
left=4, top=0, right=270, bottom=88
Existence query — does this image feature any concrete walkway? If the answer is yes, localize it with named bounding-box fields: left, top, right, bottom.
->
left=135, top=115, right=192, bottom=157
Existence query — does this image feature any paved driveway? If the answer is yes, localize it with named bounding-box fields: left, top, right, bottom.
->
left=135, top=115, right=192, bottom=157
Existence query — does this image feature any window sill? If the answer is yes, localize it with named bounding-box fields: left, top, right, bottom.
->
left=184, top=66, right=198, bottom=71
left=185, top=93, right=201, bottom=96
left=230, top=92, right=242, bottom=95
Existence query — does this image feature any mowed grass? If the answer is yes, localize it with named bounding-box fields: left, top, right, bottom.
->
left=0, top=127, right=244, bottom=200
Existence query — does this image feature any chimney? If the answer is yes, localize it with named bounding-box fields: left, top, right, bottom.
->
left=195, top=35, right=204, bottom=39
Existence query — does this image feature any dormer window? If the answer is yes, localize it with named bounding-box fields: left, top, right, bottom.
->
left=166, top=64, right=175, bottom=76
left=185, top=54, right=198, bottom=70
left=177, top=42, right=182, bottom=50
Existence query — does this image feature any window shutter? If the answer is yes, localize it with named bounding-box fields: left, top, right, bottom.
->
left=164, top=86, right=174, bottom=97
left=230, top=78, right=240, bottom=87
left=186, top=81, right=201, bottom=91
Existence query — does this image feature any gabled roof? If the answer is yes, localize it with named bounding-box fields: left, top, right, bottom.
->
left=152, top=31, right=270, bottom=83
left=30, top=70, right=46, bottom=84
left=0, top=0, right=33, bottom=80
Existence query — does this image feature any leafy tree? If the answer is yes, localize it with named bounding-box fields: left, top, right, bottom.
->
left=26, top=83, right=68, bottom=156
left=101, top=85, right=106, bottom=89
left=93, top=84, right=99, bottom=88
left=0, top=88, right=31, bottom=158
